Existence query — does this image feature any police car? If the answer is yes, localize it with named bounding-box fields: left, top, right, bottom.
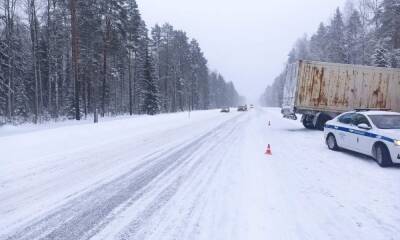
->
left=324, top=110, right=400, bottom=167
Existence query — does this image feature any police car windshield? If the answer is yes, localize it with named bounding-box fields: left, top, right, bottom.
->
left=368, top=115, right=400, bottom=129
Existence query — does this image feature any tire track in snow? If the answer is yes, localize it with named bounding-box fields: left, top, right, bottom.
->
left=4, top=114, right=245, bottom=240
left=114, top=115, right=247, bottom=240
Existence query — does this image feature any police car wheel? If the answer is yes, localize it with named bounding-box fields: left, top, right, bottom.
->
left=375, top=144, right=392, bottom=168
left=327, top=134, right=338, bottom=151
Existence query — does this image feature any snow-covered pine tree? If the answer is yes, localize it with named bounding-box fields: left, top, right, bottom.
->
left=171, top=30, right=191, bottom=112
left=69, top=0, right=80, bottom=120
left=150, top=24, right=162, bottom=88
left=0, top=0, right=240, bottom=123
left=189, top=39, right=208, bottom=110
left=27, top=0, right=44, bottom=123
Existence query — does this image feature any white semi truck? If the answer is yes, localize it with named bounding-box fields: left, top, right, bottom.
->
left=281, top=60, right=400, bottom=130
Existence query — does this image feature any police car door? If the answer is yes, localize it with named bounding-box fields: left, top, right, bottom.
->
left=336, top=113, right=356, bottom=149
left=351, top=114, right=374, bottom=154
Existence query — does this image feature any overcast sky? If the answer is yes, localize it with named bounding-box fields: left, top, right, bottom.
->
left=136, top=0, right=348, bottom=102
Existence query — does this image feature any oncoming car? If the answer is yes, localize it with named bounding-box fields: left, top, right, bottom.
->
left=237, top=105, right=248, bottom=112
left=324, top=110, right=400, bottom=167
left=220, top=107, right=230, bottom=113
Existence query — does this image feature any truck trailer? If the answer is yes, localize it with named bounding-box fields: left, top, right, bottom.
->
left=281, top=60, right=400, bottom=130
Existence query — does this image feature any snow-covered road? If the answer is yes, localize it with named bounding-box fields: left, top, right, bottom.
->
left=1, top=108, right=399, bottom=240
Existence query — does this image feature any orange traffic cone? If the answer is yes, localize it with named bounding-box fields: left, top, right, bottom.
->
left=265, top=144, right=272, bottom=155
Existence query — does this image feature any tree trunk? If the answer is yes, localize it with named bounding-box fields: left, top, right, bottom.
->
left=133, top=50, right=137, bottom=114
left=84, top=75, right=88, bottom=118
left=70, top=0, right=80, bottom=120
left=28, top=0, right=39, bottom=124
left=128, top=49, right=133, bottom=115
left=53, top=0, right=59, bottom=118
left=47, top=0, right=52, bottom=114
left=34, top=6, right=43, bottom=121
left=55, top=62, right=59, bottom=118
left=5, top=0, right=15, bottom=123
left=101, top=17, right=111, bottom=117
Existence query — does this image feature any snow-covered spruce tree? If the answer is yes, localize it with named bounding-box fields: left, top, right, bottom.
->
left=372, top=46, right=390, bottom=67
left=133, top=20, right=149, bottom=114
left=391, top=48, right=400, bottom=68
left=375, top=0, right=400, bottom=67
left=309, top=23, right=328, bottom=62
left=355, top=0, right=373, bottom=65
left=126, top=0, right=142, bottom=116
left=295, top=36, right=310, bottom=61
left=326, top=8, right=347, bottom=63
left=142, top=44, right=160, bottom=115
left=288, top=35, right=310, bottom=63
left=345, top=10, right=363, bottom=64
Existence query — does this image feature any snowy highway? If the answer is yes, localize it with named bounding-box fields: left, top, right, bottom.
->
left=1, top=108, right=400, bottom=240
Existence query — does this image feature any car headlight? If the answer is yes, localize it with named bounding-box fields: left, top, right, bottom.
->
left=395, top=140, right=400, bottom=146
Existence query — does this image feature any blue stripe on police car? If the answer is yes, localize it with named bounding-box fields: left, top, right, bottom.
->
left=325, top=124, right=394, bottom=143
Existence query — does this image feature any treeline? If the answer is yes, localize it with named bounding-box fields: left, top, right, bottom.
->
left=0, top=0, right=241, bottom=124
left=260, top=0, right=400, bottom=107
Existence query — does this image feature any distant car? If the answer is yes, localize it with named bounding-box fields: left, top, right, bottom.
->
left=220, top=108, right=230, bottom=113
left=250, top=104, right=254, bottom=109
left=237, top=106, right=248, bottom=112
left=324, top=110, right=400, bottom=167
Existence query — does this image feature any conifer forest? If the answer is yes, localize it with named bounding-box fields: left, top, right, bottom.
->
left=0, top=0, right=241, bottom=124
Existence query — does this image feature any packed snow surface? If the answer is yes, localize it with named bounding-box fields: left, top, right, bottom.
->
left=1, top=108, right=399, bottom=240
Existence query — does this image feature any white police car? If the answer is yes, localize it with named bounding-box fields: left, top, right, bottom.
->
left=324, top=110, right=400, bottom=167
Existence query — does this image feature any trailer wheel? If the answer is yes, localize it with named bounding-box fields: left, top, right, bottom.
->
left=302, top=115, right=315, bottom=129
left=316, top=114, right=332, bottom=131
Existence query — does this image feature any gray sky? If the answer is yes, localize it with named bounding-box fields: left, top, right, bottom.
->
left=137, top=0, right=348, bottom=102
